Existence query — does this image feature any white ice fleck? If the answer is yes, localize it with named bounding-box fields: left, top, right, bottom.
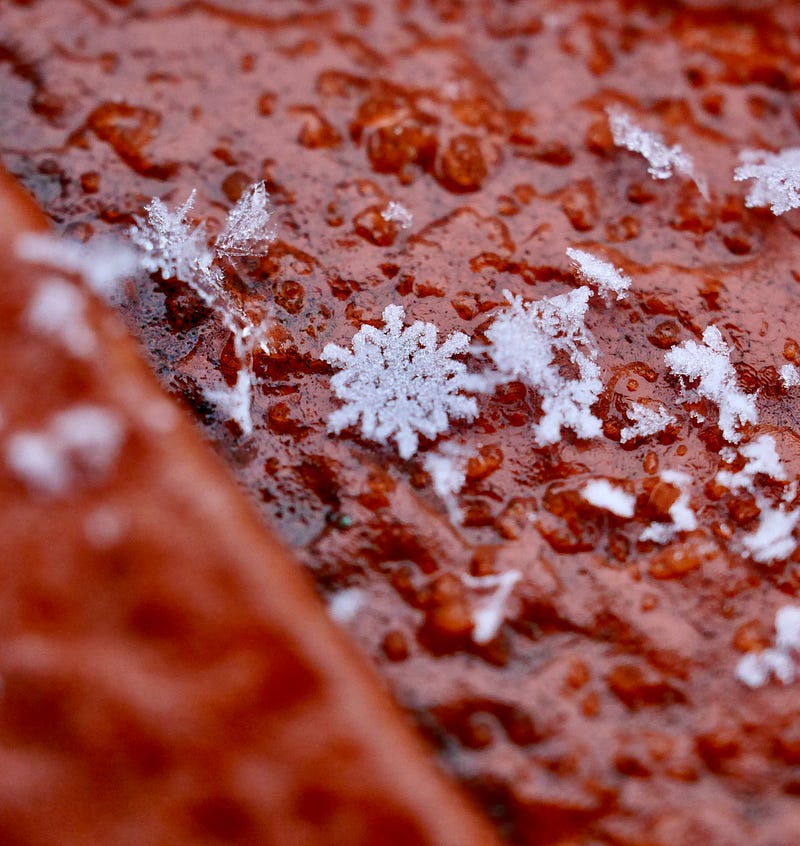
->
left=607, top=108, right=708, bottom=198
left=734, top=147, right=800, bottom=215
left=381, top=200, right=413, bottom=230
left=461, top=571, right=522, bottom=644
left=582, top=479, right=635, bottom=518
left=664, top=325, right=758, bottom=444
left=619, top=401, right=676, bottom=444
left=215, top=181, right=278, bottom=256
left=328, top=588, right=367, bottom=624
left=5, top=405, right=125, bottom=497
left=566, top=247, right=631, bottom=301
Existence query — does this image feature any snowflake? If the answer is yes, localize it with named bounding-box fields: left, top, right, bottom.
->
left=607, top=108, right=708, bottom=198
left=129, top=183, right=276, bottom=435
left=664, top=325, right=757, bottom=443
left=321, top=304, right=478, bottom=459
left=479, top=289, right=603, bottom=445
left=734, top=147, right=800, bottom=215
left=566, top=247, right=631, bottom=300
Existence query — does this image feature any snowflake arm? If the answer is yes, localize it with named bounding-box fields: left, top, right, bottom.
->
left=215, top=181, right=278, bottom=255
left=322, top=304, right=478, bottom=459
left=566, top=247, right=631, bottom=301
left=734, top=147, right=800, bottom=215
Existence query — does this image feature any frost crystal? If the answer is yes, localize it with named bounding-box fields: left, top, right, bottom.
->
left=741, top=497, right=799, bottom=564
left=461, top=571, right=522, bottom=644
left=607, top=108, right=708, bottom=198
left=480, top=289, right=603, bottom=445
left=716, top=434, right=787, bottom=492
left=582, top=479, right=635, bottom=518
left=619, top=401, right=676, bottom=444
left=566, top=247, right=631, bottom=300
left=737, top=605, right=800, bottom=688
left=734, top=147, right=800, bottom=215
left=780, top=363, right=800, bottom=388
left=129, top=184, right=276, bottom=435
left=423, top=442, right=474, bottom=523
left=322, top=305, right=478, bottom=459
left=216, top=182, right=278, bottom=256
left=640, top=469, right=698, bottom=544
left=381, top=200, right=413, bottom=230
left=664, top=325, right=757, bottom=443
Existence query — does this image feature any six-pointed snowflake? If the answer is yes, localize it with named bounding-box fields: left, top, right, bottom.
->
left=321, top=304, right=478, bottom=459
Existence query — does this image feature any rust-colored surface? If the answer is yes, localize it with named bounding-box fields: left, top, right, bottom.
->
left=0, top=170, right=500, bottom=845
left=3, top=2, right=800, bottom=844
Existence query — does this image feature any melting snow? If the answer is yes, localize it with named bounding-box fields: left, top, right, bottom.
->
left=462, top=571, right=522, bottom=644
left=619, top=401, right=676, bottom=444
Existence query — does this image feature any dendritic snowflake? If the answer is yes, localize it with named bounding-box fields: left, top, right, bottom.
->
left=734, top=147, right=800, bottom=215
left=129, top=183, right=276, bottom=435
left=321, top=304, right=478, bottom=459
left=478, top=288, right=603, bottom=445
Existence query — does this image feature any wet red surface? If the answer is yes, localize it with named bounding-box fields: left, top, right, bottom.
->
left=3, top=2, right=800, bottom=843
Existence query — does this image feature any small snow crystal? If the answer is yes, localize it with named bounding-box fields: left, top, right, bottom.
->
left=619, top=401, right=676, bottom=444
left=216, top=182, right=278, bottom=256
left=566, top=247, right=631, bottom=300
left=737, top=604, right=800, bottom=688
left=322, top=305, right=478, bottom=459
left=423, top=442, right=473, bottom=523
left=462, top=571, right=522, bottom=644
left=582, top=479, right=635, bottom=518
left=381, top=201, right=413, bottom=230
left=480, top=289, right=603, bottom=445
left=664, top=325, right=757, bottom=443
left=740, top=496, right=799, bottom=564
left=734, top=147, right=800, bottom=215
left=716, top=434, right=787, bottom=492
left=780, top=363, right=800, bottom=388
left=5, top=405, right=125, bottom=497
left=640, top=469, right=698, bottom=544
left=607, top=108, right=708, bottom=198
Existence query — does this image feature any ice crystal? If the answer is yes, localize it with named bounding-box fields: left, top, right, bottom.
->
left=423, top=442, right=474, bottom=523
left=607, top=108, right=707, bottom=198
left=716, top=434, right=787, bottom=492
left=321, top=305, right=478, bottom=459
left=461, top=571, right=522, bottom=644
left=619, top=401, right=676, bottom=444
left=640, top=469, right=698, bottom=544
left=780, top=363, right=800, bottom=388
left=216, top=182, right=278, bottom=256
left=381, top=200, right=413, bottom=230
left=664, top=325, right=757, bottom=443
left=734, top=147, right=800, bottom=215
left=479, top=289, right=603, bottom=445
left=741, top=497, right=799, bottom=564
left=582, top=479, right=635, bottom=518
left=566, top=247, right=631, bottom=300
left=129, top=184, right=276, bottom=435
